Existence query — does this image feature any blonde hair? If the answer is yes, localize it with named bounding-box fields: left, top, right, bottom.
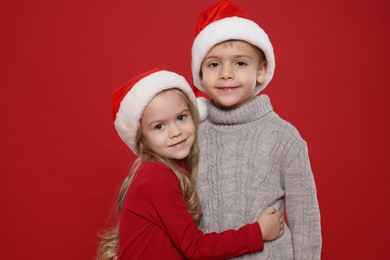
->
left=97, top=88, right=202, bottom=260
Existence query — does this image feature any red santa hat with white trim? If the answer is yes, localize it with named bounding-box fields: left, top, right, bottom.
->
left=191, top=0, right=275, bottom=95
left=112, top=68, right=198, bottom=155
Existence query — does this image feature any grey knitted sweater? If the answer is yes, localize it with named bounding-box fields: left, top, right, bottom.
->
left=197, top=95, right=321, bottom=259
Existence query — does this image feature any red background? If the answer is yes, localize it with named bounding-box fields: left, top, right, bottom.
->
left=1, top=0, right=389, bottom=259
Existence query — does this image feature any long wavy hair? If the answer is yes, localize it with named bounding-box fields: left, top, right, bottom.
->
left=97, top=88, right=202, bottom=260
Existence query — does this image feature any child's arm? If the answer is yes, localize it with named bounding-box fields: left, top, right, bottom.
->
left=144, top=165, right=282, bottom=260
left=283, top=142, right=321, bottom=259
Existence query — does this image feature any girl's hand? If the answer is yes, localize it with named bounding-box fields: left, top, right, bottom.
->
left=257, top=207, right=284, bottom=241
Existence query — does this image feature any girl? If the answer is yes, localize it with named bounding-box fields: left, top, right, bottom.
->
left=98, top=68, right=284, bottom=260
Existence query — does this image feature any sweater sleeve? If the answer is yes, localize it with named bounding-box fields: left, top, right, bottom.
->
left=283, top=141, right=322, bottom=260
left=142, top=164, right=264, bottom=259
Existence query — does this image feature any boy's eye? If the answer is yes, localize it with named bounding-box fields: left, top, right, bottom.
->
left=236, top=61, right=247, bottom=66
left=208, top=62, right=219, bottom=68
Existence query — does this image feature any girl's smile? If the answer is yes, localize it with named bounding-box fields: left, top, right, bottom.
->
left=141, top=90, right=196, bottom=160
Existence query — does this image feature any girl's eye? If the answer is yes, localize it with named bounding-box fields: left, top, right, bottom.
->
left=154, top=123, right=165, bottom=130
left=178, top=114, right=187, bottom=121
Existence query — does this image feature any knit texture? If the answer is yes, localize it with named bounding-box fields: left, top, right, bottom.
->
left=197, top=95, right=322, bottom=259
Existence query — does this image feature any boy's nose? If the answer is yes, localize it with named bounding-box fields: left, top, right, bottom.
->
left=219, top=66, right=234, bottom=80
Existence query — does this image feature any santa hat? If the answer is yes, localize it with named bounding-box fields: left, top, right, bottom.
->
left=112, top=68, right=198, bottom=155
left=191, top=0, right=275, bottom=95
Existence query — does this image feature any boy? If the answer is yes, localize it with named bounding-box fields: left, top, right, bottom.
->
left=192, top=1, right=322, bottom=259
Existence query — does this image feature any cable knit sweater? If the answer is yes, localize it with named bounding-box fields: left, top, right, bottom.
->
left=197, top=95, right=322, bottom=260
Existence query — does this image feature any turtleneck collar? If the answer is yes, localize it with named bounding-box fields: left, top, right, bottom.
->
left=207, top=94, right=273, bottom=125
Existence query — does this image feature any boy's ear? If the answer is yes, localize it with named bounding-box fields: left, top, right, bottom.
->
left=257, top=64, right=267, bottom=84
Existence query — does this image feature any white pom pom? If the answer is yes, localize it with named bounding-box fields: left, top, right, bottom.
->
left=196, top=97, right=209, bottom=122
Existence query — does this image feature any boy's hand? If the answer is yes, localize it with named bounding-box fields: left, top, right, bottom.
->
left=257, top=207, right=284, bottom=241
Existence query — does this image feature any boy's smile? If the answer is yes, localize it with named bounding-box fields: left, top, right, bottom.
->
left=200, top=40, right=267, bottom=109
left=217, top=86, right=239, bottom=91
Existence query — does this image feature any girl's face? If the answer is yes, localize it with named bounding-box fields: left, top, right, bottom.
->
left=200, top=40, right=267, bottom=109
left=140, top=90, right=196, bottom=160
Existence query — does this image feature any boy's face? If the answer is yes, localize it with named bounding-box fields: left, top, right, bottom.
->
left=200, top=40, right=266, bottom=109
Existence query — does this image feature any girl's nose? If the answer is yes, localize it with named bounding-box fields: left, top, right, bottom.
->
left=169, top=124, right=182, bottom=138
